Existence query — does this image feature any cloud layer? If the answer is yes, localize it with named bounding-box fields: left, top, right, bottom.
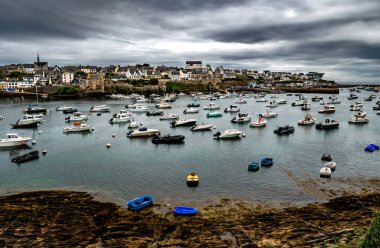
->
left=0, top=0, right=380, bottom=82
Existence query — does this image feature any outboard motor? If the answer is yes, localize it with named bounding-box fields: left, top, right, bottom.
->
left=109, top=118, right=113, bottom=124
left=213, top=132, right=221, bottom=138
left=170, top=121, right=176, bottom=127
left=126, top=130, right=133, bottom=137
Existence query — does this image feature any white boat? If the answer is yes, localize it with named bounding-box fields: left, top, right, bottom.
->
left=155, top=102, right=172, bottom=109
left=298, top=114, right=316, bottom=125
left=177, top=92, right=187, bottom=97
left=63, top=123, right=93, bottom=133
left=203, top=103, right=220, bottom=110
left=18, top=114, right=44, bottom=124
left=65, top=112, right=88, bottom=122
left=266, top=101, right=278, bottom=108
left=127, top=127, right=160, bottom=138
left=320, top=167, right=332, bottom=177
left=56, top=106, right=74, bottom=111
left=159, top=113, right=179, bottom=120
left=213, top=129, right=243, bottom=139
left=231, top=113, right=251, bottom=123
left=198, top=95, right=209, bottom=100
left=109, top=110, right=133, bottom=124
left=318, top=104, right=335, bottom=114
left=190, top=124, right=213, bottom=131
left=0, top=115, right=4, bottom=120
left=324, top=162, right=336, bottom=171
left=329, top=96, right=341, bottom=104
left=301, top=102, right=311, bottom=110
left=259, top=110, right=277, bottom=118
left=128, top=104, right=148, bottom=112
left=170, top=119, right=197, bottom=127
left=224, top=105, right=240, bottom=113
left=276, top=99, right=287, bottom=104
left=90, top=105, right=111, bottom=112
left=256, top=98, right=267, bottom=102
left=0, top=133, right=31, bottom=147
left=349, top=102, right=363, bottom=111
left=291, top=99, right=304, bottom=106
left=127, top=122, right=142, bottom=128
left=110, top=93, right=131, bottom=99
left=234, top=98, right=247, bottom=104
left=378, top=111, right=380, bottom=115
left=183, top=108, right=199, bottom=114
left=316, top=117, right=339, bottom=130
left=250, top=116, right=267, bottom=127
left=348, top=112, right=369, bottom=123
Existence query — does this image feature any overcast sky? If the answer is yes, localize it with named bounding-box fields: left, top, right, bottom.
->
left=1, top=0, right=380, bottom=82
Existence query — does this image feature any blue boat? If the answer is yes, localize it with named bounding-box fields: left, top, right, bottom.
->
left=248, top=162, right=260, bottom=171
left=261, top=157, right=273, bottom=167
left=174, top=206, right=198, bottom=215
left=127, top=196, right=154, bottom=210
left=369, top=144, right=379, bottom=150
left=364, top=144, right=379, bottom=152
left=207, top=112, right=223, bottom=118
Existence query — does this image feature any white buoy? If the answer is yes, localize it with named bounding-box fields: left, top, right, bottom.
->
left=112, top=134, right=116, bottom=138
left=242, top=133, right=246, bottom=137
left=324, top=162, right=336, bottom=171
left=38, top=130, right=42, bottom=134
left=320, top=167, right=331, bottom=178
left=106, top=143, right=111, bottom=148
left=32, top=140, right=37, bottom=145
left=42, top=149, right=47, bottom=155
left=213, top=126, right=217, bottom=129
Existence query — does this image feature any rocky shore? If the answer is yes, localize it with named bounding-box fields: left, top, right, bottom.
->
left=0, top=190, right=379, bottom=247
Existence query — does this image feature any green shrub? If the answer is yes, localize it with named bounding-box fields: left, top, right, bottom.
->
left=56, top=86, right=83, bottom=95
left=360, top=211, right=380, bottom=247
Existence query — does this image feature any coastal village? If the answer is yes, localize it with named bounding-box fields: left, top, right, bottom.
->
left=0, top=55, right=335, bottom=94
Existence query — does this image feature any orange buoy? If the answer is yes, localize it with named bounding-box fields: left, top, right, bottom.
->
left=73, top=122, right=81, bottom=126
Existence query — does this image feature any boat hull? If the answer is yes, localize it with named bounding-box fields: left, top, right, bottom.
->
left=127, top=196, right=154, bottom=210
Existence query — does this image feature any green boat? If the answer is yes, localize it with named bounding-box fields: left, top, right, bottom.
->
left=206, top=112, right=223, bottom=118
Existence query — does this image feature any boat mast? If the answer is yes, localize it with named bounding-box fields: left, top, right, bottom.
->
left=35, top=85, right=38, bottom=104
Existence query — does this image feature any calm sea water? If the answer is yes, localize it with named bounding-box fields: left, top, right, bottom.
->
left=0, top=90, right=379, bottom=205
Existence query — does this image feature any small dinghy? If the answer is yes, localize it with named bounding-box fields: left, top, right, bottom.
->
left=324, top=162, right=336, bottom=171
left=186, top=172, right=199, bottom=187
left=127, top=196, right=154, bottom=210
left=11, top=150, right=39, bottom=163
left=320, top=167, right=332, bottom=178
left=206, top=112, right=223, bottom=118
left=321, top=153, right=332, bottom=161
left=248, top=161, right=260, bottom=172
left=364, top=144, right=379, bottom=152
left=250, top=116, right=267, bottom=127
left=261, top=157, right=273, bottom=167
left=174, top=206, right=198, bottom=216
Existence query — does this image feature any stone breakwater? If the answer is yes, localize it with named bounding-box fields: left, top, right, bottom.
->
left=0, top=190, right=379, bottom=247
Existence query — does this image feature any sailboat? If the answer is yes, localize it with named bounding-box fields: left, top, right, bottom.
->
left=24, top=85, right=47, bottom=114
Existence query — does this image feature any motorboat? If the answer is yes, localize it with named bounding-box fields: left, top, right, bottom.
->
left=198, top=95, right=210, bottom=100
left=65, top=112, right=88, bottom=122
left=231, top=113, right=251, bottom=123
left=348, top=111, right=369, bottom=123
left=24, top=104, right=47, bottom=114
left=298, top=114, right=316, bottom=125
left=347, top=93, right=358, bottom=100
left=364, top=97, right=372, bottom=101
left=206, top=112, right=223, bottom=118
left=155, top=102, right=172, bottom=109
left=11, top=120, right=38, bottom=128
left=151, top=134, right=185, bottom=144
left=324, top=162, right=336, bottom=171
left=170, top=119, right=197, bottom=127
left=63, top=108, right=78, bottom=114
left=135, top=96, right=147, bottom=103
left=224, top=105, right=240, bottom=113
left=127, top=122, right=142, bottom=128
left=11, top=150, right=39, bottom=163
left=186, top=172, right=199, bottom=187
left=190, top=124, right=213, bottom=131
left=256, top=98, right=267, bottom=102
left=203, top=103, right=220, bottom=110
left=276, top=99, right=287, bottom=104
left=274, top=125, right=295, bottom=135
left=316, top=117, right=339, bottom=130
left=349, top=102, right=363, bottom=111
left=286, top=93, right=293, bottom=96
left=130, top=105, right=148, bottom=112
left=183, top=108, right=199, bottom=114
left=0, top=133, right=31, bottom=147
left=109, top=110, right=133, bottom=124
left=373, top=101, right=380, bottom=110
left=266, top=101, right=278, bottom=108
left=234, top=98, right=247, bottom=104
left=0, top=115, right=4, bottom=120
left=109, top=93, right=131, bottom=99
left=127, top=196, right=154, bottom=210
left=329, top=96, right=341, bottom=104
left=311, top=96, right=323, bottom=102
left=90, top=105, right=111, bottom=112
left=320, top=167, right=332, bottom=178
left=173, top=206, right=198, bottom=216
left=259, top=110, right=277, bottom=118
left=18, top=114, right=44, bottom=124
left=159, top=113, right=179, bottom=120
left=187, top=102, right=200, bottom=107
left=301, top=101, right=311, bottom=110
left=318, top=104, right=335, bottom=114
left=127, top=127, right=160, bottom=137
left=146, top=110, right=164, bottom=116
left=250, top=116, right=267, bottom=127
left=248, top=161, right=260, bottom=172
left=213, top=129, right=243, bottom=139
left=56, top=106, right=74, bottom=111
left=63, top=123, right=93, bottom=133
left=261, top=157, right=273, bottom=167
left=291, top=99, right=304, bottom=106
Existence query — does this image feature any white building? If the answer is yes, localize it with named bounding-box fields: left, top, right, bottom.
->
left=62, top=72, right=74, bottom=84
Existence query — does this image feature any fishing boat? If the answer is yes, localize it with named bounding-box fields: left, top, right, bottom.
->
left=63, top=123, right=93, bottom=133
left=206, top=112, right=223, bottom=118
left=316, top=117, right=339, bottom=130
left=261, top=157, right=273, bottom=167
left=109, top=110, right=133, bottom=124
left=11, top=120, right=38, bottom=129
left=11, top=150, right=39, bottom=163
left=224, top=105, right=240, bottom=113
left=259, top=110, right=277, bottom=118
left=274, top=125, right=295, bottom=135
left=248, top=161, right=260, bottom=171
left=90, top=105, right=111, bottom=112
left=347, top=93, right=358, bottom=100
left=187, top=102, right=200, bottom=107
left=159, top=113, right=179, bottom=120
left=151, top=134, right=185, bottom=144
left=298, top=114, right=316, bottom=125
left=127, top=127, right=160, bottom=137
left=173, top=206, right=198, bottom=215
left=65, top=112, right=88, bottom=122
left=250, top=116, right=267, bottom=127
left=231, top=113, right=251, bottom=123
left=348, top=111, right=368, bottom=123
left=127, top=196, right=154, bottom=210
left=234, top=98, right=247, bottom=104
left=56, top=106, right=74, bottom=111
left=146, top=110, right=164, bottom=116
left=170, top=119, right=197, bottom=127
left=190, top=124, right=213, bottom=131
left=320, top=167, right=332, bottom=178
left=186, top=172, right=199, bottom=186
left=183, top=108, right=199, bottom=114
left=301, top=101, right=311, bottom=110
left=213, top=129, right=243, bottom=139
left=318, top=104, right=335, bottom=114
left=155, top=102, right=172, bottom=109
left=329, top=96, right=341, bottom=104
left=311, top=95, right=323, bottom=102
left=203, top=103, right=220, bottom=110
left=0, top=133, right=31, bottom=147
left=349, top=102, right=363, bottom=111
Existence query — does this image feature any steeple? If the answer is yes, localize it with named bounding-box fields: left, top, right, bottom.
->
left=37, top=53, right=40, bottom=63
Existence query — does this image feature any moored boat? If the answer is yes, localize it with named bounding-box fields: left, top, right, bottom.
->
left=348, top=111, right=368, bottom=123
left=186, top=172, right=199, bottom=186
left=259, top=110, right=277, bottom=118
left=261, top=157, right=273, bottom=167
left=250, top=116, right=267, bottom=127
left=127, top=196, right=154, bottom=210
left=0, top=133, right=31, bottom=147
left=190, top=124, right=213, bottom=131
left=224, top=105, right=240, bottom=113
left=203, top=103, right=220, bottom=110
left=90, top=105, right=111, bottom=112
left=109, top=110, right=133, bottom=124
left=183, top=108, right=199, bottom=114
left=11, top=120, right=38, bottom=129
left=63, top=123, right=93, bottom=133
left=24, top=104, right=47, bottom=114
left=151, top=134, right=185, bottom=144
left=146, top=110, right=164, bottom=116
left=318, top=104, right=335, bottom=114
left=65, top=112, right=88, bottom=122
left=274, top=125, right=295, bottom=135
left=187, top=102, right=200, bottom=107
left=231, top=113, right=251, bottom=123
left=159, top=113, right=179, bottom=120
left=56, top=106, right=74, bottom=111
left=170, top=119, right=197, bottom=127
left=248, top=161, right=260, bottom=171
left=320, top=167, right=332, bottom=178
left=206, top=112, right=223, bottom=118
left=155, top=102, right=172, bottom=109
left=127, top=127, right=160, bottom=137
left=63, top=108, right=78, bottom=114
left=173, top=206, right=198, bottom=215
left=234, top=98, right=247, bottom=104
left=11, top=150, right=39, bottom=163
left=213, top=129, right=243, bottom=139
left=298, top=114, right=316, bottom=125
left=316, top=117, right=339, bottom=130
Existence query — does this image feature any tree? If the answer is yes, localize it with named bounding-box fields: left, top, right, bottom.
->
left=75, top=71, right=87, bottom=79
left=149, top=78, right=158, bottom=85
